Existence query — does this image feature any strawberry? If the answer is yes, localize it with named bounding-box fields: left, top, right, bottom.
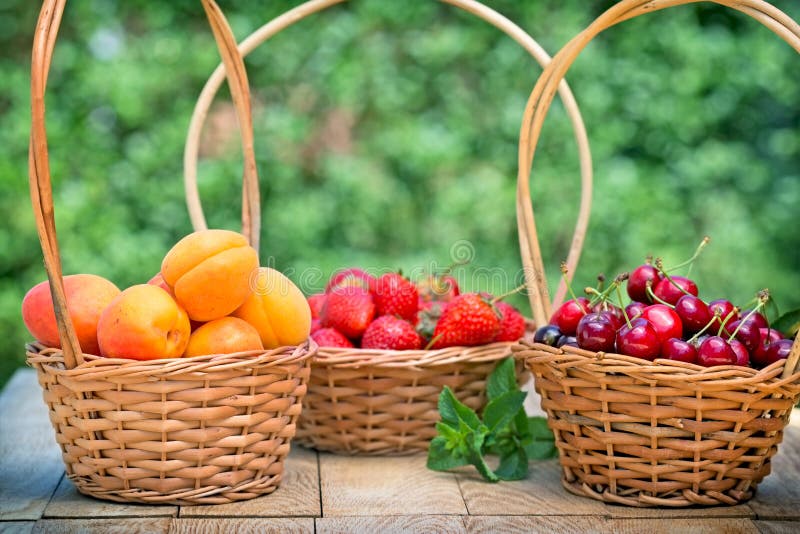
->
left=493, top=302, right=526, bottom=342
left=417, top=273, right=460, bottom=303
left=311, top=327, right=354, bottom=348
left=373, top=272, right=419, bottom=322
left=361, top=315, right=423, bottom=350
left=307, top=293, right=327, bottom=319
left=321, top=285, right=375, bottom=339
left=310, top=318, right=322, bottom=334
left=325, top=267, right=376, bottom=293
left=430, top=293, right=500, bottom=349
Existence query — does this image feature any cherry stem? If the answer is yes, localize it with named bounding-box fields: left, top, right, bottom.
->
left=655, top=257, right=694, bottom=299
left=645, top=280, right=675, bottom=308
left=716, top=308, right=739, bottom=337
left=666, top=236, right=710, bottom=278
left=727, top=289, right=770, bottom=341
left=615, top=284, right=633, bottom=328
left=687, top=310, right=723, bottom=344
left=597, top=274, right=606, bottom=293
left=560, top=261, right=581, bottom=303
left=490, top=283, right=527, bottom=304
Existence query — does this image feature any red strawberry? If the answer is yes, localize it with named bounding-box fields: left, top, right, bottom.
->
left=311, top=328, right=354, bottom=348
left=307, top=293, right=327, bottom=319
left=373, top=272, right=419, bottom=322
left=361, top=316, right=423, bottom=350
left=493, top=302, right=526, bottom=342
left=325, top=267, right=376, bottom=293
left=417, top=273, right=460, bottom=303
left=321, top=286, right=375, bottom=339
left=430, top=293, right=500, bottom=349
left=310, top=318, right=322, bottom=334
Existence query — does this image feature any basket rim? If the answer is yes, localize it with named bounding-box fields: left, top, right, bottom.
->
left=310, top=341, right=518, bottom=369
left=518, top=339, right=800, bottom=388
left=25, top=339, right=315, bottom=380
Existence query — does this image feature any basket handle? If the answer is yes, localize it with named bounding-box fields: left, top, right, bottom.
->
left=183, top=0, right=595, bottom=323
left=28, top=0, right=256, bottom=369
left=516, top=0, right=800, bottom=376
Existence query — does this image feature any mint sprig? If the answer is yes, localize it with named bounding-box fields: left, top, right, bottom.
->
left=426, top=358, right=557, bottom=482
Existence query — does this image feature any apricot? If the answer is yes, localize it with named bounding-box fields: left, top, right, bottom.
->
left=22, top=274, right=120, bottom=355
left=147, top=272, right=173, bottom=296
left=161, top=229, right=258, bottom=322
left=232, top=267, right=311, bottom=349
left=97, top=284, right=190, bottom=360
left=183, top=317, right=264, bottom=357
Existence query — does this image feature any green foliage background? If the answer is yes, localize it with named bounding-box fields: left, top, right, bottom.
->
left=1, top=0, right=798, bottom=385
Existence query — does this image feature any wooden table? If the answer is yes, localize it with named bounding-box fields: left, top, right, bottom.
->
left=1, top=368, right=799, bottom=533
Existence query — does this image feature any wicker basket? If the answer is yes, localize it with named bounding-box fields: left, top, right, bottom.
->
left=512, top=0, right=800, bottom=507
left=181, top=0, right=594, bottom=455
left=26, top=0, right=313, bottom=505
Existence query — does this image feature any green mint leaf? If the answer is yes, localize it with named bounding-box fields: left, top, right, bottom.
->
left=439, top=386, right=482, bottom=430
left=486, top=357, right=518, bottom=401
left=466, top=445, right=499, bottom=483
left=773, top=308, right=800, bottom=338
left=494, top=445, right=529, bottom=481
left=524, top=439, right=558, bottom=460
left=527, top=416, right=554, bottom=439
left=523, top=416, right=557, bottom=459
left=483, top=390, right=526, bottom=433
left=427, top=436, right=470, bottom=471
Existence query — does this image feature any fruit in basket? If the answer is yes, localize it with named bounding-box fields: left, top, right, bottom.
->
left=708, top=299, right=738, bottom=330
left=533, top=324, right=563, bottom=346
left=307, top=293, right=326, bottom=319
left=161, top=229, right=258, bottom=322
left=494, top=302, right=526, bottom=342
left=325, top=267, right=376, bottom=293
left=184, top=316, right=263, bottom=357
left=548, top=297, right=590, bottom=336
left=661, top=337, right=697, bottom=363
left=627, top=262, right=662, bottom=303
left=373, top=272, right=419, bottom=323
left=639, top=304, right=682, bottom=343
left=311, top=327, right=354, bottom=348
left=321, top=285, right=375, bottom=339
left=430, top=293, right=500, bottom=349
left=147, top=273, right=173, bottom=295
left=765, top=339, right=794, bottom=366
left=674, top=294, right=711, bottom=335
left=576, top=312, right=616, bottom=352
left=97, top=284, right=190, bottom=360
left=697, top=336, right=737, bottom=367
left=417, top=272, right=460, bottom=303
left=616, top=318, right=661, bottom=361
left=22, top=274, right=121, bottom=355
left=232, top=267, right=311, bottom=348
left=653, top=276, right=698, bottom=305
left=361, top=315, right=423, bottom=350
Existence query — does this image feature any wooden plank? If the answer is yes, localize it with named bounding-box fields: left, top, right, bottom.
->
left=748, top=424, right=800, bottom=520
left=464, top=515, right=607, bottom=533
left=316, top=515, right=466, bottom=534
left=170, top=518, right=313, bottom=533
left=43, top=477, right=177, bottom=518
left=180, top=446, right=320, bottom=517
left=457, top=459, right=606, bottom=516
left=32, top=518, right=171, bottom=533
left=606, top=518, right=761, bottom=533
left=0, top=522, right=34, bottom=534
left=604, top=502, right=754, bottom=519
left=753, top=520, right=800, bottom=533
left=319, top=453, right=467, bottom=516
left=0, top=369, right=65, bottom=520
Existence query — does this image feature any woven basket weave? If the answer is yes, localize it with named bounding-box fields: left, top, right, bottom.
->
left=26, top=0, right=312, bottom=505
left=512, top=0, right=800, bottom=507
left=182, top=0, right=594, bottom=455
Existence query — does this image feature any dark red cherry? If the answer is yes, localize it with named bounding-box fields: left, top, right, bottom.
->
left=708, top=299, right=738, bottom=331
left=661, top=337, right=698, bottom=364
left=625, top=301, right=647, bottom=321
left=597, top=306, right=625, bottom=332
left=534, top=325, right=563, bottom=347
left=722, top=320, right=759, bottom=353
left=739, top=309, right=769, bottom=330
left=627, top=263, right=663, bottom=303
left=640, top=304, right=683, bottom=343
left=690, top=334, right=710, bottom=350
left=674, top=295, right=711, bottom=335
left=728, top=339, right=750, bottom=367
left=653, top=276, right=698, bottom=305
left=697, top=336, right=737, bottom=367
left=549, top=297, right=591, bottom=336
left=616, top=318, right=661, bottom=361
left=576, top=312, right=617, bottom=352
left=752, top=328, right=785, bottom=367
left=764, top=338, right=793, bottom=366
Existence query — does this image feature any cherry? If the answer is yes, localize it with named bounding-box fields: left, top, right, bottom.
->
left=549, top=297, right=590, bottom=336
left=674, top=295, right=711, bottom=335
left=722, top=320, right=759, bottom=353
left=708, top=299, right=738, bottom=331
left=690, top=334, right=710, bottom=349
left=597, top=306, right=625, bottom=332
left=752, top=328, right=784, bottom=367
left=764, top=339, right=794, bottom=366
left=616, top=318, right=661, bottom=361
left=728, top=339, right=750, bottom=367
left=627, top=263, right=662, bottom=303
left=661, top=337, right=698, bottom=364
left=653, top=276, right=698, bottom=305
left=739, top=309, right=768, bottom=330
left=640, top=304, right=683, bottom=343
left=557, top=335, right=578, bottom=348
left=576, top=312, right=617, bottom=352
left=697, top=336, right=737, bottom=367
left=625, top=302, right=647, bottom=321
left=534, top=325, right=563, bottom=347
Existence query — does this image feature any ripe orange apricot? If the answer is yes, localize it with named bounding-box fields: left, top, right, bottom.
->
left=232, top=267, right=311, bottom=349
left=161, top=230, right=258, bottom=322
left=183, top=316, right=264, bottom=357
left=22, top=274, right=121, bottom=355
left=97, top=284, right=190, bottom=360
left=147, top=272, right=174, bottom=296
